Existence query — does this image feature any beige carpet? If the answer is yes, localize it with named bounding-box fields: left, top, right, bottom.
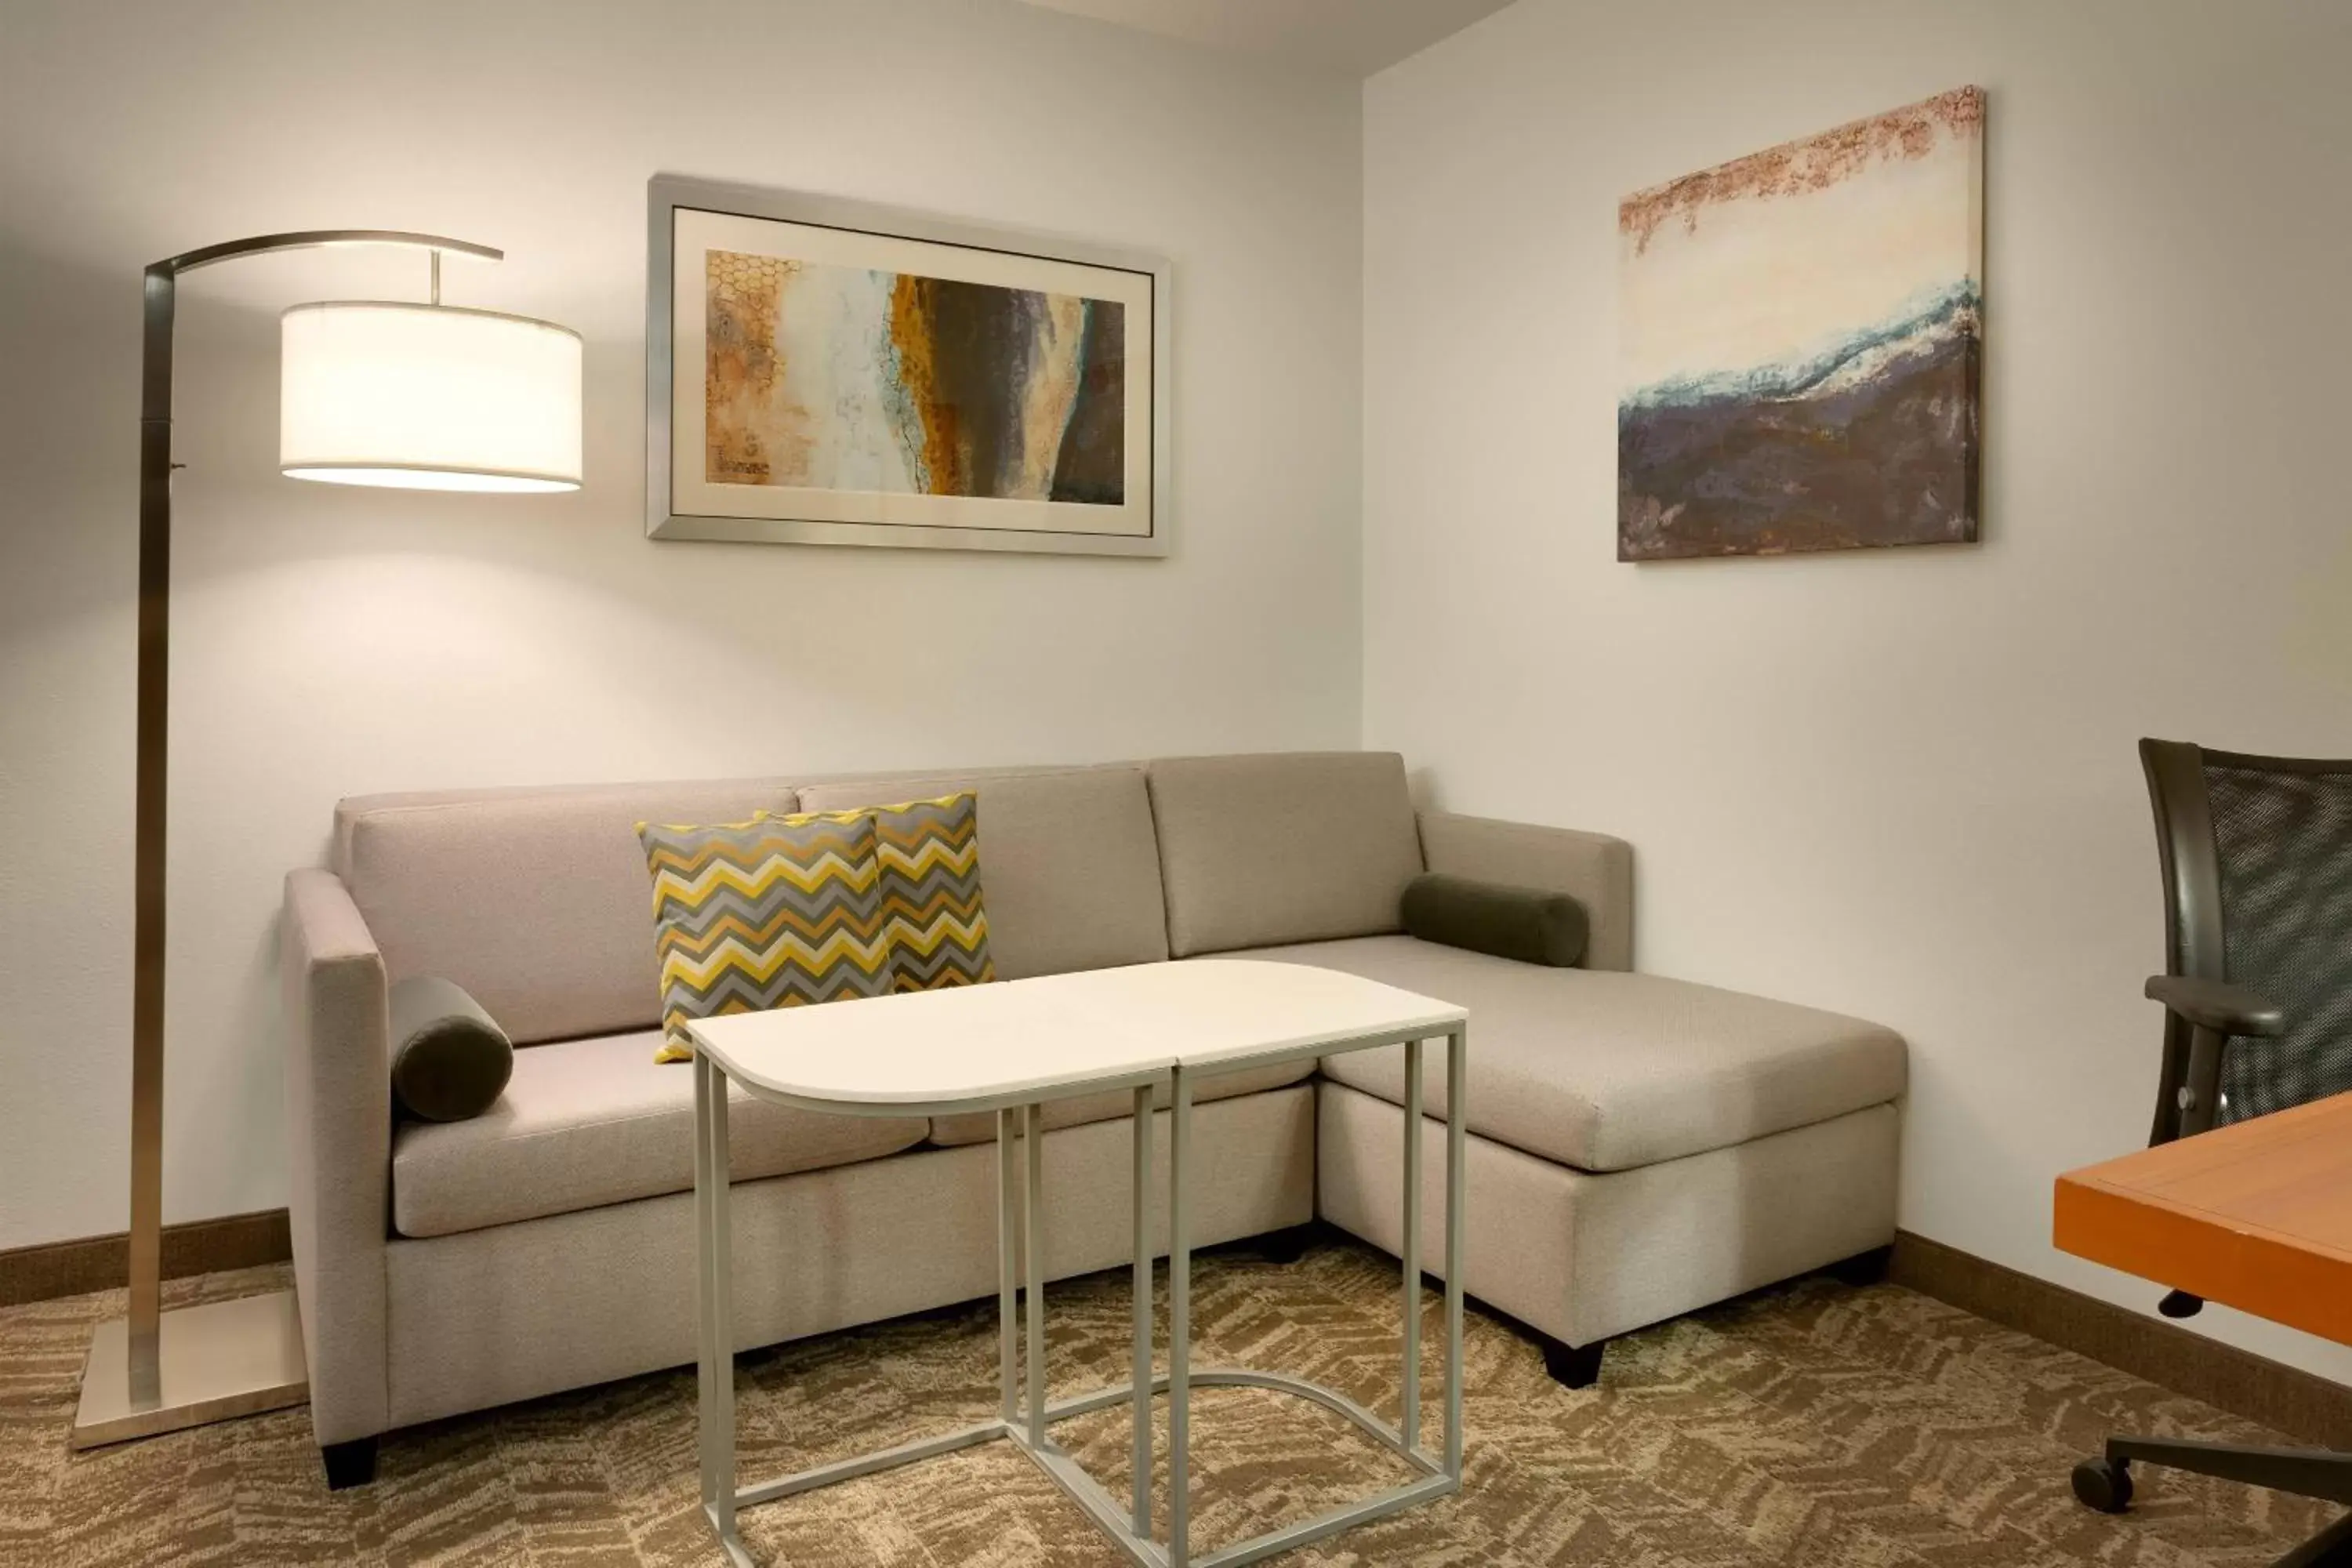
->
left=0, top=1240, right=2333, bottom=1566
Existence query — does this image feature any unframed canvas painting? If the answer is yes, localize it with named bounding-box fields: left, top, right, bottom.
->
left=1618, top=87, right=1984, bottom=561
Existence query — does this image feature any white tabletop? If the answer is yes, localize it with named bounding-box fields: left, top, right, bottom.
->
left=686, top=958, right=1465, bottom=1113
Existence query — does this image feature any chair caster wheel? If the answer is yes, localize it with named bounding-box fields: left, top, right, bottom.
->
left=2071, top=1456, right=2132, bottom=1514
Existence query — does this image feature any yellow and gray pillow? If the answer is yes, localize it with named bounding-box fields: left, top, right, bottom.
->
left=636, top=809, right=895, bottom=1063
left=869, top=793, right=996, bottom=993
left=635, top=793, right=998, bottom=1062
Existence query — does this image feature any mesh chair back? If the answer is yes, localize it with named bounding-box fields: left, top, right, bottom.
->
left=2201, top=757, right=2352, bottom=1122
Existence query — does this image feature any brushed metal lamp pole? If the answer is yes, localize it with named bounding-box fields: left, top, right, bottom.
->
left=71, top=230, right=582, bottom=1450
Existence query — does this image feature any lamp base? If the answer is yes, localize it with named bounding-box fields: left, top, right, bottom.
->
left=71, top=1288, right=308, bottom=1449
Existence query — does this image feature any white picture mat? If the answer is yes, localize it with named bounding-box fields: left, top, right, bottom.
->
left=670, top=207, right=1154, bottom=539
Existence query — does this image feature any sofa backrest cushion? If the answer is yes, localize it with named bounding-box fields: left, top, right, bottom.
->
left=1146, top=752, right=1425, bottom=957
left=793, top=766, right=1168, bottom=978
left=336, top=779, right=797, bottom=1046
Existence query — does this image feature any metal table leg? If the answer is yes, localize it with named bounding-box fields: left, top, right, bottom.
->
left=1401, top=1036, right=1422, bottom=1453
left=1445, top=1022, right=1468, bottom=1475
left=695, top=1055, right=715, bottom=1502
left=1132, top=1082, right=1155, bottom=1538
left=1170, top=1065, right=1194, bottom=1565
left=1023, top=1102, right=1045, bottom=1449
left=998, top=1107, right=1018, bottom=1427
left=695, top=1052, right=750, bottom=1566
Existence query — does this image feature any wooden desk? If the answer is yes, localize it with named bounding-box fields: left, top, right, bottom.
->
left=2055, top=1092, right=2352, bottom=1562
left=2055, top=1090, right=2352, bottom=1348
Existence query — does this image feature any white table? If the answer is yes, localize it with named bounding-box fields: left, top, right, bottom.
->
left=687, top=959, right=1470, bottom=1568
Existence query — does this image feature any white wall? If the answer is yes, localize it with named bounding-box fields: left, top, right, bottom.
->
left=0, top=0, right=1363, bottom=1250
left=1363, top=0, right=2352, bottom=1383
left=12, top=0, right=2347, bottom=1399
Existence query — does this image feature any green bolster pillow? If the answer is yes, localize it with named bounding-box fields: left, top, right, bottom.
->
left=1400, top=873, right=1588, bottom=968
left=388, top=975, right=514, bottom=1123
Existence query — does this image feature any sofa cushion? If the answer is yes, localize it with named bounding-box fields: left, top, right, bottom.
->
left=796, top=767, right=1167, bottom=978
left=869, top=794, right=996, bottom=991
left=391, top=1029, right=928, bottom=1237
left=639, top=808, right=895, bottom=1062
left=1400, top=872, right=1588, bottom=968
left=1239, top=935, right=1907, bottom=1172
left=1417, top=811, right=1635, bottom=973
left=1147, top=753, right=1425, bottom=957
left=337, top=779, right=797, bottom=1046
left=387, top=975, right=513, bottom=1123
left=925, top=1059, right=1316, bottom=1146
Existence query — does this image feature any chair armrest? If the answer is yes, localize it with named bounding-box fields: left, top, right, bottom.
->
left=1416, top=811, right=1634, bottom=971
left=281, top=868, right=391, bottom=1445
left=2144, top=974, right=2285, bottom=1037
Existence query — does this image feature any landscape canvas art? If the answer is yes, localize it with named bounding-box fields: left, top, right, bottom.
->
left=650, top=179, right=1166, bottom=554
left=1618, top=87, right=1984, bottom=561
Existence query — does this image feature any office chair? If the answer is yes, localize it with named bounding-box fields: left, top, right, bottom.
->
left=2069, top=739, right=2352, bottom=1563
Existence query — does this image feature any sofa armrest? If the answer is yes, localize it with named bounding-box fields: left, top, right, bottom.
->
left=281, top=868, right=391, bottom=1446
left=1416, top=811, right=1634, bottom=972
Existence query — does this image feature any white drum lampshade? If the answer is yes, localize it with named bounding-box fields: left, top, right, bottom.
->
left=280, top=302, right=583, bottom=492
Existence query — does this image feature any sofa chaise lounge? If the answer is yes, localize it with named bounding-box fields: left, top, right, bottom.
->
left=283, top=751, right=1905, bottom=1483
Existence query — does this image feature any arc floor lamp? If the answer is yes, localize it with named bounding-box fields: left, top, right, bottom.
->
left=71, top=230, right=582, bottom=1450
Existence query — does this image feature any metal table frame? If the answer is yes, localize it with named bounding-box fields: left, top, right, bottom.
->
left=691, top=1021, right=1468, bottom=1568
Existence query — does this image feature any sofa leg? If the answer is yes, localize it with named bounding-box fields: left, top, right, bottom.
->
left=1256, top=1222, right=1319, bottom=1265
left=321, top=1436, right=377, bottom=1490
left=1828, top=1244, right=1893, bottom=1287
left=1539, top=1334, right=1605, bottom=1389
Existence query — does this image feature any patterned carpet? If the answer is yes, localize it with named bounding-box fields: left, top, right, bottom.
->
left=0, top=1239, right=2334, bottom=1566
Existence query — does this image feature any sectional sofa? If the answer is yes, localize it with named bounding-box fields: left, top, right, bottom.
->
left=282, top=751, right=1906, bottom=1483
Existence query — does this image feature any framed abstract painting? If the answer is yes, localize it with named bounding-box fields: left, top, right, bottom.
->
left=647, top=176, right=1169, bottom=555
left=1618, top=87, right=1984, bottom=561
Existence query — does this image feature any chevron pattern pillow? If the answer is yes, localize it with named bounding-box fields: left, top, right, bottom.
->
left=637, top=809, right=895, bottom=1063
left=869, top=793, right=997, bottom=992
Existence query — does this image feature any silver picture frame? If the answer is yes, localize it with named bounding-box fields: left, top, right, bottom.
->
left=646, top=174, right=1171, bottom=557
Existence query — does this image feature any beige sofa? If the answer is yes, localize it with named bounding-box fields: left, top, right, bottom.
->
left=282, top=752, right=1904, bottom=1486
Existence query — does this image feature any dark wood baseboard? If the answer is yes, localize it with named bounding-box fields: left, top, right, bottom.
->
left=0, top=1208, right=292, bottom=1308
left=7, top=1211, right=2341, bottom=1443
left=1890, top=1229, right=2352, bottom=1446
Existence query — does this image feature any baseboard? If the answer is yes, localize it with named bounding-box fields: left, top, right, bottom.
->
left=0, top=1208, right=292, bottom=1308
left=8, top=1211, right=2342, bottom=1441
left=1889, top=1229, right=2352, bottom=1446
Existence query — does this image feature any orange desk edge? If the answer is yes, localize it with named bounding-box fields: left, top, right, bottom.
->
left=2053, top=1090, right=2352, bottom=1348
